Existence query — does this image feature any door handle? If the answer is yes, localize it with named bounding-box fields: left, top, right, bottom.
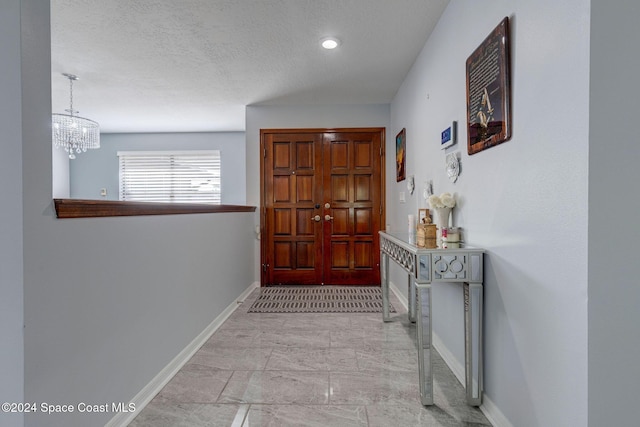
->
left=311, top=215, right=322, bottom=222
left=324, top=215, right=334, bottom=221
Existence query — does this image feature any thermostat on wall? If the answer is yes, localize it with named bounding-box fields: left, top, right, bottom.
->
left=440, top=121, right=457, bottom=149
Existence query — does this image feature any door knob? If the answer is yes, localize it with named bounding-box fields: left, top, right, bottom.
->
left=324, top=215, right=334, bottom=221
left=311, top=215, right=321, bottom=222
left=324, top=203, right=331, bottom=209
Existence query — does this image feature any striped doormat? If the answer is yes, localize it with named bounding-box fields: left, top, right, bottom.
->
left=247, top=286, right=396, bottom=313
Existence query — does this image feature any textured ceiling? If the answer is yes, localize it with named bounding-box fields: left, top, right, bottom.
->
left=51, top=0, right=449, bottom=132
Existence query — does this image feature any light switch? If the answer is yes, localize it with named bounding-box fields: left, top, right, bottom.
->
left=399, top=192, right=406, bottom=203
left=100, top=188, right=107, bottom=197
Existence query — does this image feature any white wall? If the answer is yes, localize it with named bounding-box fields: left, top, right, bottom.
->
left=588, top=1, right=640, bottom=426
left=69, top=131, right=246, bottom=204
left=52, top=144, right=69, bottom=198
left=0, top=1, right=24, bottom=426
left=245, top=104, right=391, bottom=282
left=389, top=1, right=590, bottom=425
left=20, top=2, right=256, bottom=426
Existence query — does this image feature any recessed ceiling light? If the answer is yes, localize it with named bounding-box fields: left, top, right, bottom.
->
left=321, top=37, right=340, bottom=50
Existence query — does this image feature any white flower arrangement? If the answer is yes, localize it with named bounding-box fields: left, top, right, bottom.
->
left=429, top=192, right=456, bottom=209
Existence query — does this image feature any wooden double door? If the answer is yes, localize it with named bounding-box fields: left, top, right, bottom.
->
left=260, top=128, right=385, bottom=286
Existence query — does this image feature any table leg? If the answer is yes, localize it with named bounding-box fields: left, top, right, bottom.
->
left=381, top=252, right=391, bottom=322
left=408, top=274, right=416, bottom=322
left=464, top=282, right=483, bottom=406
left=416, top=284, right=433, bottom=405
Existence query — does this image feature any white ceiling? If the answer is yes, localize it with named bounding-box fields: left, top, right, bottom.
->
left=51, top=0, right=449, bottom=133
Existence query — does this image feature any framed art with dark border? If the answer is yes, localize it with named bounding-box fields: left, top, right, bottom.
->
left=396, top=128, right=406, bottom=182
left=466, top=17, right=512, bottom=155
left=418, top=208, right=429, bottom=224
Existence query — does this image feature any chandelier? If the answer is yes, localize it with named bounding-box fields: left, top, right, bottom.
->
left=52, top=73, right=100, bottom=159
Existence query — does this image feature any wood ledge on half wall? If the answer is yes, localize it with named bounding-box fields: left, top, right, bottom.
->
left=54, top=198, right=256, bottom=219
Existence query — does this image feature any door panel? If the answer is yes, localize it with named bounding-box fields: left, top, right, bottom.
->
left=322, top=131, right=381, bottom=285
left=264, top=133, right=323, bottom=285
left=262, top=129, right=383, bottom=286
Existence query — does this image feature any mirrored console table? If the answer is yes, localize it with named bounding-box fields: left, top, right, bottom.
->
left=379, top=231, right=484, bottom=406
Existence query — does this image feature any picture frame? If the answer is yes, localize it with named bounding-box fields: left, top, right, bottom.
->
left=418, top=208, right=430, bottom=224
left=466, top=17, right=512, bottom=155
left=396, top=128, right=406, bottom=182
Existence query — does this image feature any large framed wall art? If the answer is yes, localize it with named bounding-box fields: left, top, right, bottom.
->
left=466, top=17, right=512, bottom=155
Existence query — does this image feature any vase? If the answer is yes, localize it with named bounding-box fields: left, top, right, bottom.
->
left=434, top=207, right=452, bottom=245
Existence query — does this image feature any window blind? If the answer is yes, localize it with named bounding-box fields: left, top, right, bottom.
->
left=118, top=150, right=221, bottom=204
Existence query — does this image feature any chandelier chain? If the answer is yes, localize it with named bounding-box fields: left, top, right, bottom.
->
left=69, top=77, right=73, bottom=115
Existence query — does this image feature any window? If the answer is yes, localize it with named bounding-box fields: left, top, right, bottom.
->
left=118, top=150, right=221, bottom=204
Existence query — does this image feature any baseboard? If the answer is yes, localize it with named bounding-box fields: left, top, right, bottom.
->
left=480, top=393, right=513, bottom=427
left=432, top=327, right=512, bottom=426
left=105, top=281, right=259, bottom=427
left=432, top=332, right=466, bottom=386
left=388, top=280, right=408, bottom=312
left=389, top=281, right=511, bottom=427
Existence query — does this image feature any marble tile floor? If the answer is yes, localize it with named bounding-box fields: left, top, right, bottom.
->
left=129, top=288, right=491, bottom=427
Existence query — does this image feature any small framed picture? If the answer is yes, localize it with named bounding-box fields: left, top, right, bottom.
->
left=396, top=128, right=406, bottom=182
left=418, top=208, right=430, bottom=224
